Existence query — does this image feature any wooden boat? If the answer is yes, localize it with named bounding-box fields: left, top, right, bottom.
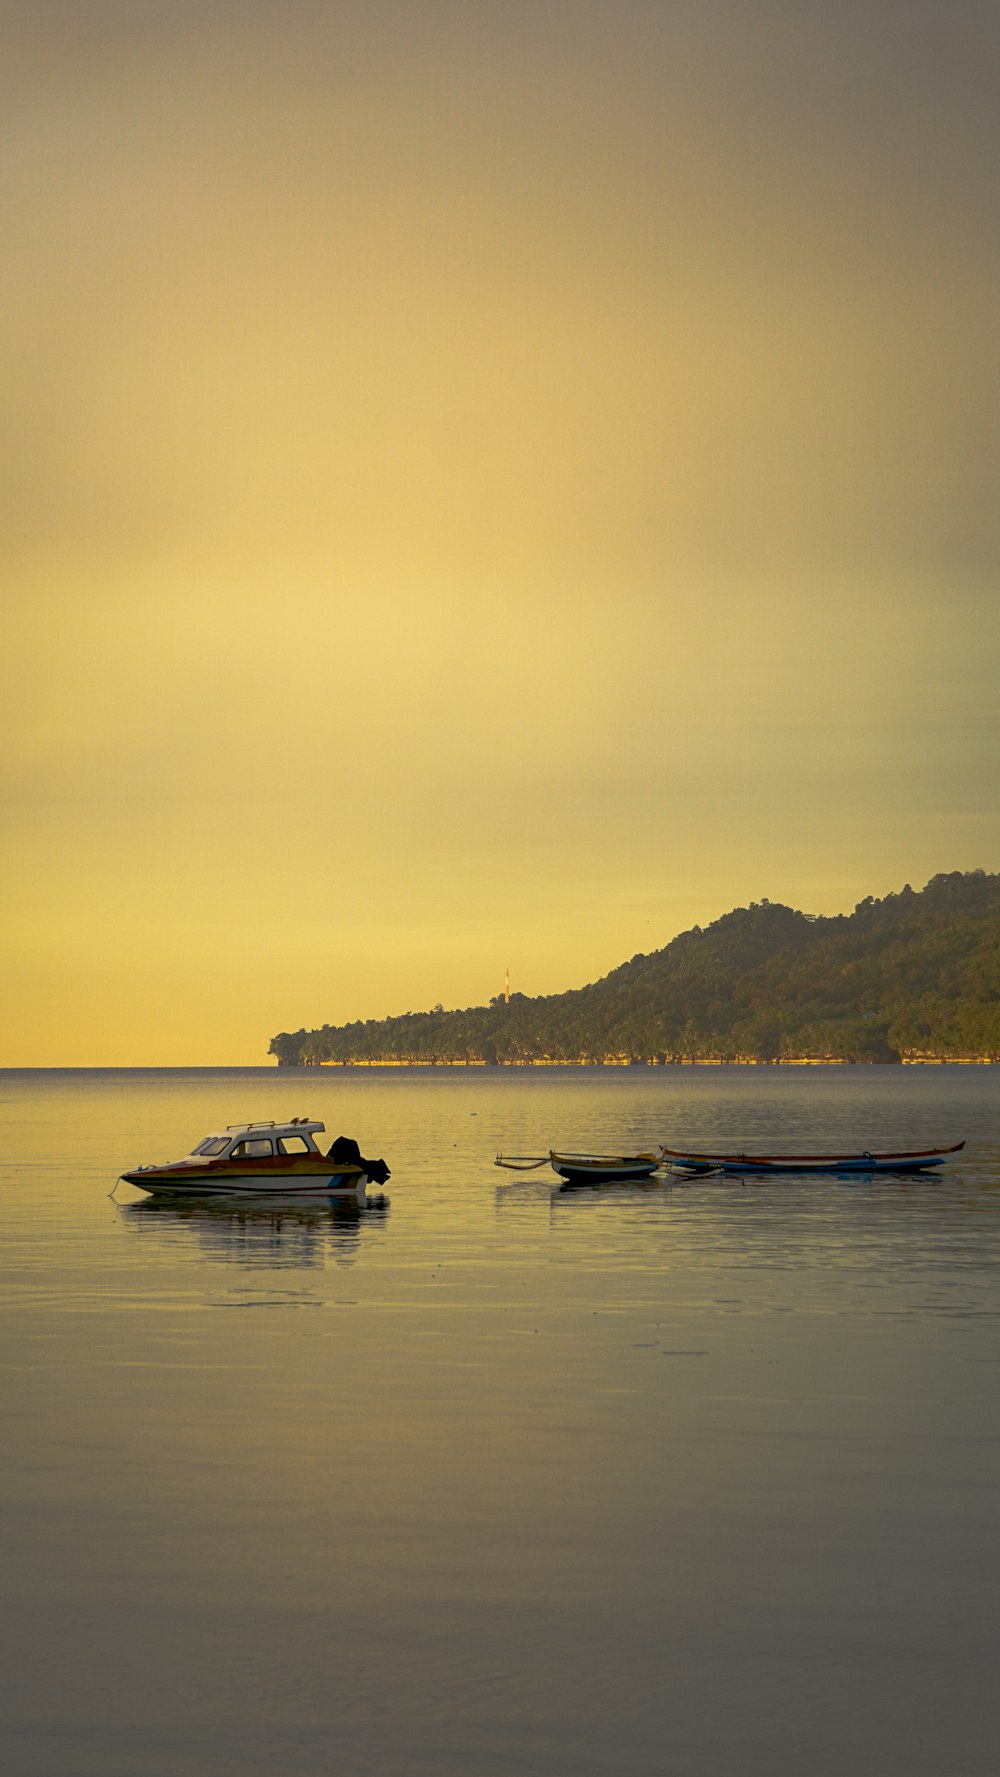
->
left=495, top=1151, right=661, bottom=1184
left=661, top=1141, right=965, bottom=1176
left=120, top=1120, right=390, bottom=1198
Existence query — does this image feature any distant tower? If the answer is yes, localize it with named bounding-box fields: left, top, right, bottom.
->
left=504, top=966, right=510, bottom=1005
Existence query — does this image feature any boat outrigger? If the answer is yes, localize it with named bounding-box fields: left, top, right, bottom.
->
left=120, top=1121, right=390, bottom=1198
left=495, top=1151, right=661, bottom=1184
left=661, top=1141, right=965, bottom=1176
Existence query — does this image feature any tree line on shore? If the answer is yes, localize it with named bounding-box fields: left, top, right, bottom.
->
left=269, top=870, right=1000, bottom=1067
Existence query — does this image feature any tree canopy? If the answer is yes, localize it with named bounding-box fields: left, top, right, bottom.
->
left=270, top=871, right=1000, bottom=1066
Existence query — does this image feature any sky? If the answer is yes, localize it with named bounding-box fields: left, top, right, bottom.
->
left=3, top=0, right=998, bottom=1064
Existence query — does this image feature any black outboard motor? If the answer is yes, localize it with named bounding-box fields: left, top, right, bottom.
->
left=328, top=1134, right=391, bottom=1187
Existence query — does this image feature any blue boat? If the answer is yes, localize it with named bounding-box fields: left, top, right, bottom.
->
left=661, top=1141, right=965, bottom=1176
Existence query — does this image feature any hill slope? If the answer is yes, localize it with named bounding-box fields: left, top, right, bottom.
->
left=270, top=871, right=1000, bottom=1065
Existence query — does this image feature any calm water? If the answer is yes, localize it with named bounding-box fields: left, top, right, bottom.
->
left=1, top=1065, right=998, bottom=1777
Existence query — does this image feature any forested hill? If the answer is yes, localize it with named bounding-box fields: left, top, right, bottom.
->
left=270, top=871, right=1000, bottom=1066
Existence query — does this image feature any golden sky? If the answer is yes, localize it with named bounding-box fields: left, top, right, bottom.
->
left=3, top=1, right=998, bottom=1063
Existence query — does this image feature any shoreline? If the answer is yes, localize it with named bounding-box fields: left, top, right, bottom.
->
left=279, top=1054, right=998, bottom=1069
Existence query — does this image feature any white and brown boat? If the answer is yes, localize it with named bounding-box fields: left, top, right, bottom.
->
left=120, top=1120, right=390, bottom=1198
left=495, top=1150, right=662, bottom=1184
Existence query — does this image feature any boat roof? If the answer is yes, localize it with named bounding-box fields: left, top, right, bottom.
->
left=207, top=1119, right=326, bottom=1140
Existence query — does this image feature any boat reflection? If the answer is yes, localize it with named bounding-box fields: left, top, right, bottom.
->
left=494, top=1174, right=670, bottom=1211
left=553, top=1177, right=669, bottom=1200
left=119, top=1191, right=390, bottom=1268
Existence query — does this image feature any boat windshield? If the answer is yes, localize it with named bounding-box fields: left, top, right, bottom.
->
left=190, top=1136, right=231, bottom=1156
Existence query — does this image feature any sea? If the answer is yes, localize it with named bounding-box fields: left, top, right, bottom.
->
left=1, top=1064, right=998, bottom=1777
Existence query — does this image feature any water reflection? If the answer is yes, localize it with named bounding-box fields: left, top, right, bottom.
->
left=494, top=1175, right=677, bottom=1223
left=119, top=1191, right=390, bottom=1268
left=554, top=1176, right=670, bottom=1198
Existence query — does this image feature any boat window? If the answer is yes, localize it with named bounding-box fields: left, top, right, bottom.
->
left=230, top=1137, right=273, bottom=1158
left=277, top=1135, right=310, bottom=1155
left=191, top=1137, right=230, bottom=1156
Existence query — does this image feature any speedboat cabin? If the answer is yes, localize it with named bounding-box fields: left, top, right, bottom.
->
left=190, top=1121, right=326, bottom=1162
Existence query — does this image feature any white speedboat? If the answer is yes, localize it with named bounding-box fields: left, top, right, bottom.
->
left=120, top=1121, right=390, bottom=1198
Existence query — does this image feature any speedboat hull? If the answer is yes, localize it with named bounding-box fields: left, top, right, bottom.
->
left=121, top=1163, right=367, bottom=1198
